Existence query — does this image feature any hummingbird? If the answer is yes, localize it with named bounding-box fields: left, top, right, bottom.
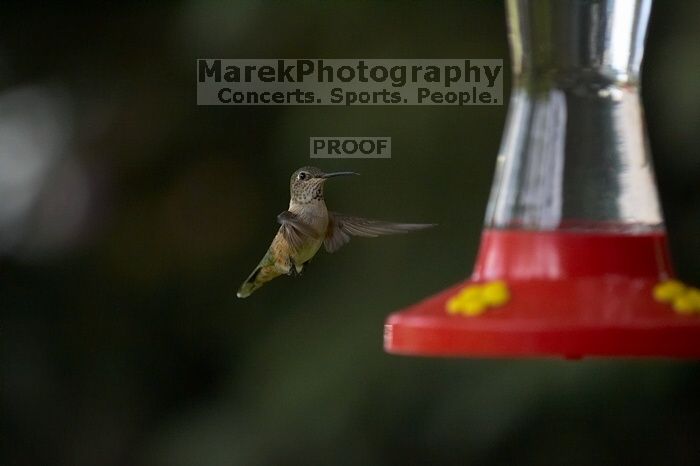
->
left=237, top=166, right=434, bottom=298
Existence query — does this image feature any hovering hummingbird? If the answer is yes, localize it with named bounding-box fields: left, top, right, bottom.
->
left=237, top=166, right=434, bottom=298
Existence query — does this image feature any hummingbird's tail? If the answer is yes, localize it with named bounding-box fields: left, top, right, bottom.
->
left=237, top=263, right=281, bottom=298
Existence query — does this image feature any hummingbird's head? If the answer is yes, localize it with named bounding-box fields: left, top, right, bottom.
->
left=289, top=166, right=359, bottom=204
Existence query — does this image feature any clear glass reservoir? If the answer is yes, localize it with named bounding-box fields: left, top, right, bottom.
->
left=486, top=0, right=662, bottom=232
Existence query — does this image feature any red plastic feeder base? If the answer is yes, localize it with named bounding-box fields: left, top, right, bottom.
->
left=384, top=229, right=700, bottom=359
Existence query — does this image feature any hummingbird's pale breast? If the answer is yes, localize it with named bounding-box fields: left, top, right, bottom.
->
left=286, top=198, right=328, bottom=266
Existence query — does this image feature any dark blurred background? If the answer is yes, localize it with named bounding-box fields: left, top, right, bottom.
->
left=1, top=2, right=699, bottom=465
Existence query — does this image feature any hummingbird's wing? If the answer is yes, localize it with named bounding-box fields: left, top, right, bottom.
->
left=324, top=212, right=434, bottom=253
left=277, top=210, right=318, bottom=253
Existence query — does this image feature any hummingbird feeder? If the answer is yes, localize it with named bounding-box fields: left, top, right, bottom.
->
left=384, top=0, right=700, bottom=358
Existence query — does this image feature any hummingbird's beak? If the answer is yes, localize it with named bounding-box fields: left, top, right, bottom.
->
left=319, top=171, right=360, bottom=179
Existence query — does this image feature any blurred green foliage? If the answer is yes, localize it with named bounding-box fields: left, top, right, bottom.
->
left=1, top=2, right=699, bottom=466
